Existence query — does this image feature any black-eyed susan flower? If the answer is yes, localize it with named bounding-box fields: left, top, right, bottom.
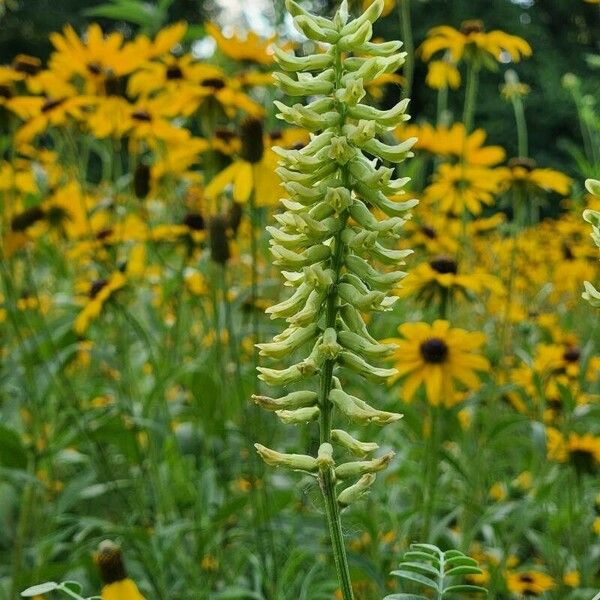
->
left=424, top=163, right=504, bottom=215
left=205, top=22, right=275, bottom=65
left=96, top=540, right=145, bottom=600
left=420, top=21, right=532, bottom=67
left=505, top=570, right=555, bottom=596
left=387, top=320, right=489, bottom=405
left=546, top=427, right=600, bottom=473
left=498, top=157, right=572, bottom=196
left=74, top=271, right=126, bottom=335
left=398, top=255, right=503, bottom=303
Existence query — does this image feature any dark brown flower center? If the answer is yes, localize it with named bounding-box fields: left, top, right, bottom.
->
left=87, top=62, right=103, bottom=75
left=269, top=130, right=283, bottom=142
left=240, top=117, right=264, bottom=164
left=12, top=55, right=41, bottom=75
left=429, top=255, right=458, bottom=274
left=131, top=110, right=152, bottom=122
left=41, top=97, right=66, bottom=113
left=421, top=225, right=437, bottom=239
left=89, top=279, right=108, bottom=299
left=96, top=541, right=128, bottom=585
left=215, top=127, right=237, bottom=142
left=183, top=212, right=205, bottom=231
left=11, top=206, right=45, bottom=232
left=166, top=65, right=184, bottom=80
left=519, top=574, right=535, bottom=584
left=563, top=347, right=580, bottom=363
left=0, top=85, right=12, bottom=99
left=201, top=77, right=226, bottom=90
left=460, top=20, right=485, bottom=35
left=420, top=337, right=449, bottom=364
left=96, top=228, right=113, bottom=241
left=508, top=157, right=537, bottom=171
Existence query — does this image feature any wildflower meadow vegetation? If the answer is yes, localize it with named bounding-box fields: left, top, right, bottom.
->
left=0, top=0, right=599, bottom=599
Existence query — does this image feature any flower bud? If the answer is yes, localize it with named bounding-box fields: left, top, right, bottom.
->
left=277, top=406, right=320, bottom=424
left=331, top=429, right=379, bottom=457
left=252, top=390, right=318, bottom=410
left=337, top=473, right=376, bottom=507
left=335, top=451, right=394, bottom=480
left=255, top=443, right=319, bottom=473
left=317, top=442, right=335, bottom=470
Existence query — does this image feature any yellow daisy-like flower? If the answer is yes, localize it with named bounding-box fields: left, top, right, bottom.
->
left=402, top=123, right=505, bottom=166
left=546, top=428, right=600, bottom=471
left=387, top=320, right=490, bottom=405
left=420, top=21, right=532, bottom=67
left=426, top=60, right=461, bottom=90
left=398, top=255, right=503, bottom=302
left=499, top=158, right=572, bottom=196
left=74, top=272, right=127, bottom=336
left=425, top=163, right=503, bottom=215
left=206, top=22, right=275, bottom=65
left=505, top=570, right=555, bottom=596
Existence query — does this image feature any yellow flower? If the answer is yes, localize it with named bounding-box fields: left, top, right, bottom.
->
left=489, top=482, right=507, bottom=502
left=398, top=255, right=503, bottom=302
left=102, top=579, right=145, bottom=600
left=386, top=320, right=489, bottom=405
left=74, top=272, right=127, bottom=335
left=498, top=158, right=572, bottom=196
left=425, top=163, right=503, bottom=215
left=420, top=21, right=532, bottom=67
left=49, top=22, right=186, bottom=91
left=7, top=94, right=92, bottom=146
left=562, top=571, right=580, bottom=587
left=505, top=570, right=555, bottom=595
left=426, top=60, right=461, bottom=90
left=401, top=123, right=505, bottom=166
left=206, top=22, right=275, bottom=65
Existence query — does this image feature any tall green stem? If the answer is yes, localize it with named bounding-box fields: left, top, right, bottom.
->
left=462, top=63, right=480, bottom=133
left=399, top=0, right=414, bottom=100
left=511, top=95, right=528, bottom=158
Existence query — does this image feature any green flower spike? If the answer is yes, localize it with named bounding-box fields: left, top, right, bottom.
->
left=253, top=1, right=417, bottom=597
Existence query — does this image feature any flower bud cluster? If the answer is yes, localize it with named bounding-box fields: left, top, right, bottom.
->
left=583, top=178, right=600, bottom=307
left=253, top=0, right=417, bottom=508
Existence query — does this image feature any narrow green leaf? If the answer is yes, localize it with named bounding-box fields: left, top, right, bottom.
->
left=21, top=582, right=59, bottom=596
left=399, top=561, right=439, bottom=577
left=383, top=595, right=428, bottom=600
left=444, top=584, right=488, bottom=595
left=444, top=555, right=478, bottom=567
left=390, top=570, right=439, bottom=591
left=0, top=424, right=27, bottom=469
left=403, top=551, right=441, bottom=566
left=445, top=565, right=483, bottom=577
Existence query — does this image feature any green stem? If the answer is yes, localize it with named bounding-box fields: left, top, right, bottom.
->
left=398, top=0, right=414, bottom=100
left=462, top=63, right=480, bottom=133
left=436, top=85, right=449, bottom=127
left=511, top=95, right=528, bottom=158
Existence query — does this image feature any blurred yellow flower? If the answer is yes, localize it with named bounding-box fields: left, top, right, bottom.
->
left=420, top=21, right=532, bottom=66
left=206, top=22, right=275, bottom=65
left=426, top=60, right=461, bottom=90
